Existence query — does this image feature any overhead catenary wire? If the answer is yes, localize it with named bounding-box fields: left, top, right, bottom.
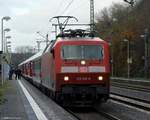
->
left=66, top=0, right=87, bottom=15
left=55, top=0, right=66, bottom=15
left=60, top=0, right=75, bottom=15
left=63, top=0, right=91, bottom=30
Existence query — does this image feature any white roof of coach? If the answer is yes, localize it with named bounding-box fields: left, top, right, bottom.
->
left=19, top=50, right=44, bottom=66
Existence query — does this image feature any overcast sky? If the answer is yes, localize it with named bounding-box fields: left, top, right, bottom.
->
left=0, top=0, right=125, bottom=52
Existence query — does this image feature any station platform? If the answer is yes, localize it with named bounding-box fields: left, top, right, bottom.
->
left=0, top=80, right=31, bottom=120
left=0, top=79, right=77, bottom=120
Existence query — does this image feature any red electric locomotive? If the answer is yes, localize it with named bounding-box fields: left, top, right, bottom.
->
left=19, top=16, right=110, bottom=107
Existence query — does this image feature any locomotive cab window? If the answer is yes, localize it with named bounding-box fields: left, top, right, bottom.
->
left=61, top=45, right=103, bottom=60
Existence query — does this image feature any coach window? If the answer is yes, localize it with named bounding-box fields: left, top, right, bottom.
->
left=35, top=60, right=41, bottom=72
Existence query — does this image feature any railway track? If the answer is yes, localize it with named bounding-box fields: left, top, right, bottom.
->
left=65, top=108, right=82, bottom=120
left=24, top=77, right=121, bottom=120
left=97, top=111, right=121, bottom=120
left=59, top=88, right=150, bottom=120
left=111, top=81, right=150, bottom=92
left=66, top=108, right=121, bottom=120
left=110, top=93, right=150, bottom=111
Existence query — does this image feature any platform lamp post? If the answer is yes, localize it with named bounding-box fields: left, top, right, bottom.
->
left=123, top=39, right=131, bottom=78
left=6, top=41, right=11, bottom=53
left=3, top=30, right=11, bottom=83
left=110, top=18, right=118, bottom=77
left=1, top=16, right=11, bottom=51
left=7, top=41, right=11, bottom=47
left=7, top=43, right=11, bottom=64
left=140, top=28, right=150, bottom=78
left=7, top=42, right=11, bottom=52
left=5, top=35, right=11, bottom=53
left=7, top=44, right=11, bottom=52
left=7, top=43, right=11, bottom=62
left=5, top=37, right=11, bottom=70
left=7, top=47, right=11, bottom=53
left=3, top=29, right=11, bottom=53
left=1, top=16, right=11, bottom=85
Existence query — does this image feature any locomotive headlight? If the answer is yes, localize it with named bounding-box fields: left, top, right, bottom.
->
left=81, top=60, right=86, bottom=65
left=64, top=76, right=69, bottom=81
left=98, top=76, right=103, bottom=81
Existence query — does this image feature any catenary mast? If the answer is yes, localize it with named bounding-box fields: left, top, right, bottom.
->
left=90, top=0, right=94, bottom=32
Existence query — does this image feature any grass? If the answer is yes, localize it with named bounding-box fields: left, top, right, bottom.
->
left=0, top=81, right=9, bottom=104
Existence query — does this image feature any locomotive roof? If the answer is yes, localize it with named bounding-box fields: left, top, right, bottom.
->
left=56, top=37, right=107, bottom=43
left=18, top=50, right=44, bottom=66
left=49, top=37, right=108, bottom=50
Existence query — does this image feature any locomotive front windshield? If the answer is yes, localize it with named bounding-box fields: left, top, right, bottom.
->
left=61, top=45, right=103, bottom=60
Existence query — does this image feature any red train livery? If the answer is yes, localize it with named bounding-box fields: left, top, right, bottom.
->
left=19, top=34, right=110, bottom=107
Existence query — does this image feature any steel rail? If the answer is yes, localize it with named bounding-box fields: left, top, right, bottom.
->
left=97, top=111, right=121, bottom=120
left=64, top=109, right=82, bottom=120
left=110, top=93, right=150, bottom=111
left=66, top=107, right=121, bottom=120
left=111, top=82, right=150, bottom=92
left=111, top=93, right=150, bottom=104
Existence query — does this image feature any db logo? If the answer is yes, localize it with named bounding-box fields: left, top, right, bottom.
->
left=79, top=67, right=88, bottom=72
